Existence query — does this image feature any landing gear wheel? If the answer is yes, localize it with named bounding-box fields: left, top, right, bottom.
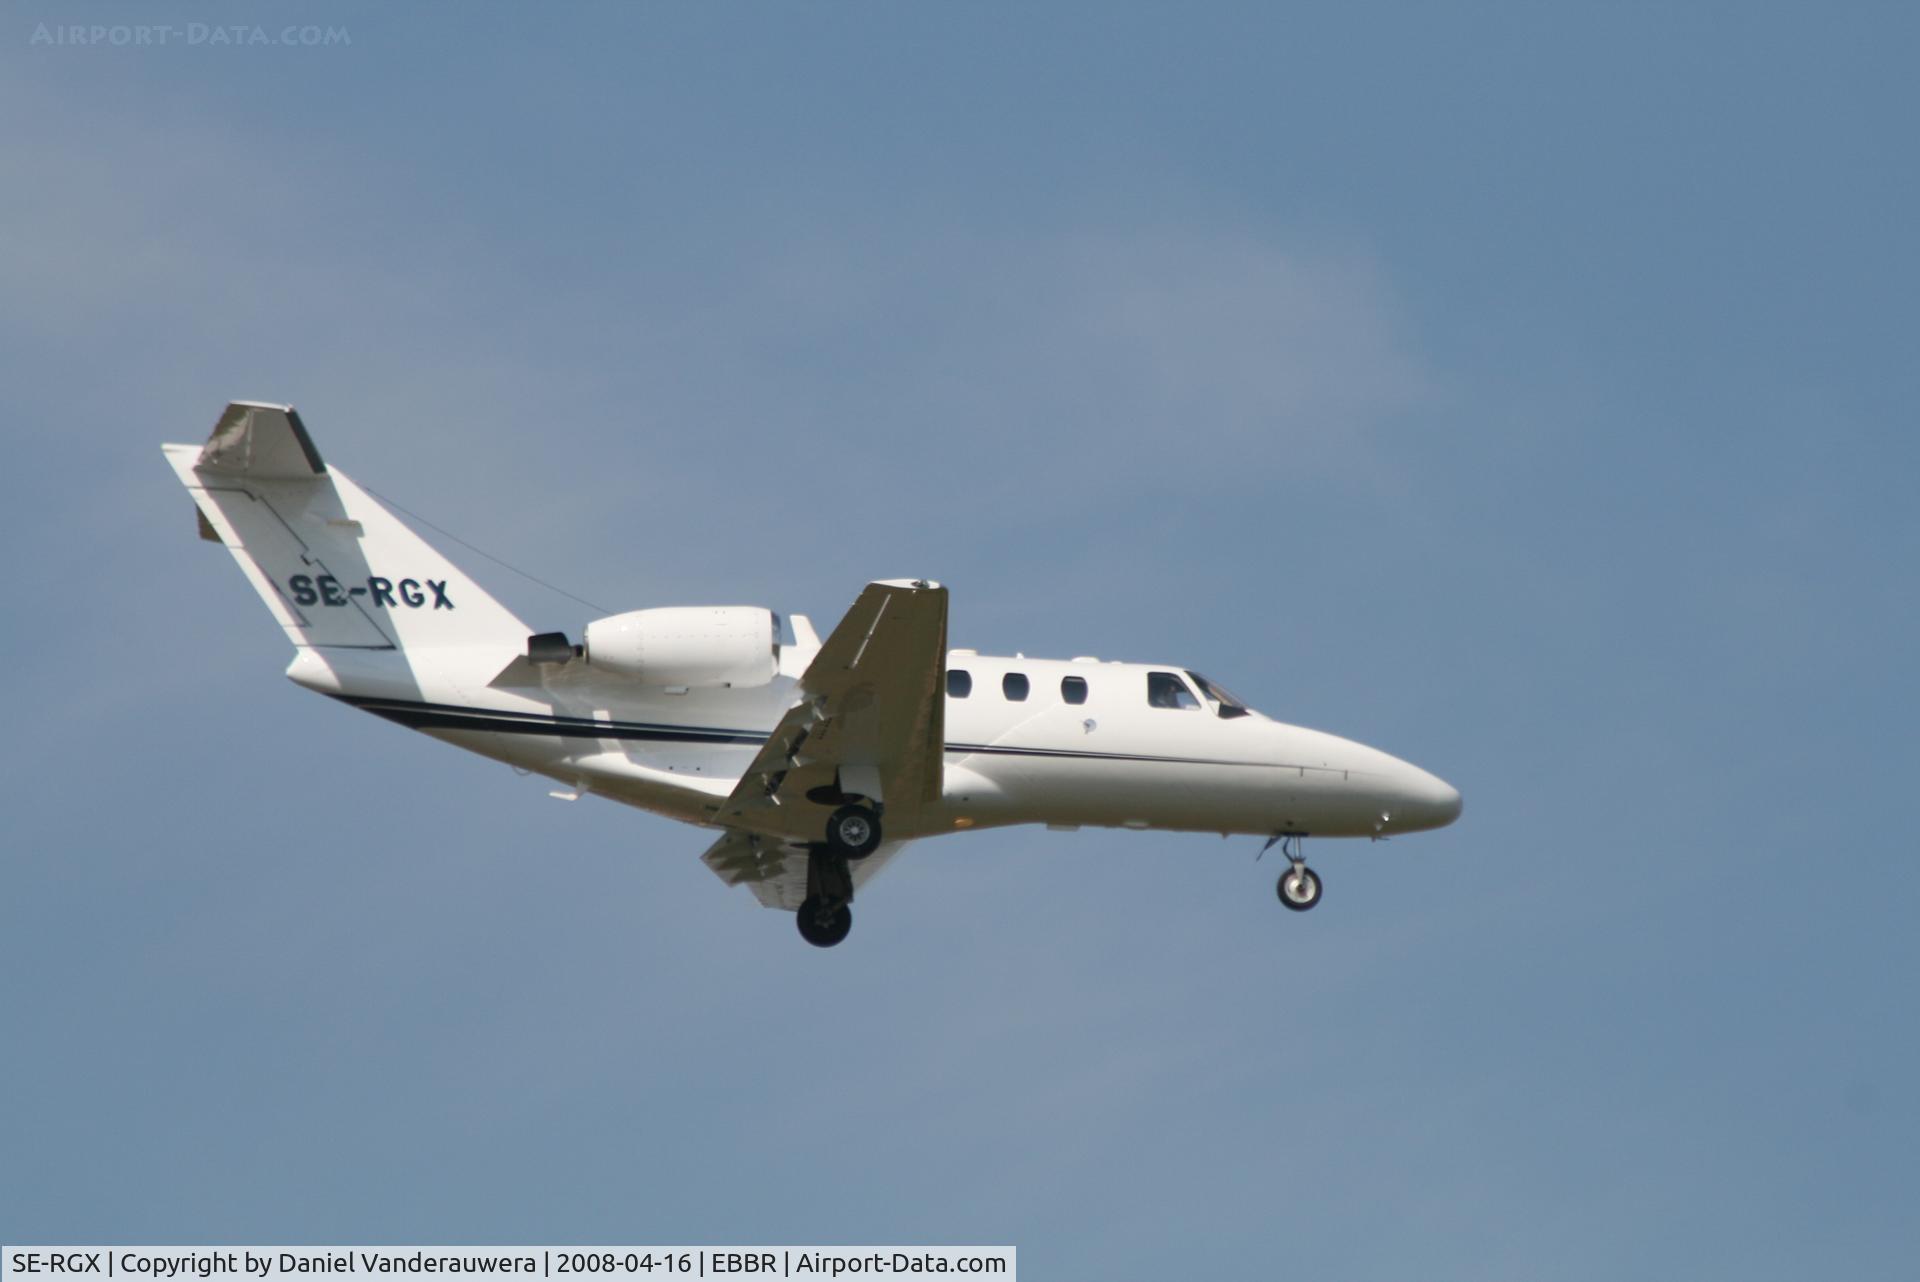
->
left=825, top=804, right=882, bottom=859
left=796, top=896, right=853, bottom=947
left=1277, top=864, right=1323, bottom=912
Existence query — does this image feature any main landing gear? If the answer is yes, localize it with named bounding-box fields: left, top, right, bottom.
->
left=797, top=802, right=882, bottom=947
left=1267, top=834, right=1323, bottom=912
left=796, top=829, right=864, bottom=949
left=796, top=894, right=853, bottom=947
left=825, top=803, right=882, bottom=859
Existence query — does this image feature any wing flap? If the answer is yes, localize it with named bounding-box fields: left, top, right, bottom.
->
left=700, top=829, right=812, bottom=910
left=699, top=829, right=914, bottom=911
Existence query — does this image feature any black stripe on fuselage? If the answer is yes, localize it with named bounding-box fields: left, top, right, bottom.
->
left=944, top=742, right=1302, bottom=770
left=332, top=694, right=767, bottom=745
left=332, top=694, right=1309, bottom=771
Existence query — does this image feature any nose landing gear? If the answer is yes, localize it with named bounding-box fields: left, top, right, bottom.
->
left=1265, top=834, right=1323, bottom=912
left=1277, top=862, right=1323, bottom=911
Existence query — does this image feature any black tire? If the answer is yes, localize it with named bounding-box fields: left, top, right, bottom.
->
left=825, top=804, right=882, bottom=859
left=1277, top=865, right=1323, bottom=912
left=796, top=897, right=853, bottom=947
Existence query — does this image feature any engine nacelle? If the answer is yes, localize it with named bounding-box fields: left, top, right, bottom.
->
left=582, top=606, right=780, bottom=689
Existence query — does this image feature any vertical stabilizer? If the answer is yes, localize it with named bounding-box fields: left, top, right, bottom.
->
left=163, top=402, right=530, bottom=653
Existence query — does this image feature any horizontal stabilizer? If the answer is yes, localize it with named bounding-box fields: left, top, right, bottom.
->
left=198, top=402, right=326, bottom=480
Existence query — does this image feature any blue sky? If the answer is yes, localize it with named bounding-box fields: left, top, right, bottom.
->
left=3, top=3, right=1916, bottom=1276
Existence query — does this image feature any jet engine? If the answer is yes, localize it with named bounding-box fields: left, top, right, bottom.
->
left=578, top=606, right=780, bottom=689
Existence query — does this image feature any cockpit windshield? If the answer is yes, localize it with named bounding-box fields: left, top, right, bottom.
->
left=1187, top=671, right=1252, bottom=719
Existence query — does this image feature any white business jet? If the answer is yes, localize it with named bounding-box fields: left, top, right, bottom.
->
left=165, top=403, right=1461, bottom=947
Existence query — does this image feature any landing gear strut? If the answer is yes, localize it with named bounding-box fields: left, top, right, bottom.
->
left=796, top=843, right=855, bottom=947
left=799, top=803, right=879, bottom=946
left=1268, top=834, right=1323, bottom=912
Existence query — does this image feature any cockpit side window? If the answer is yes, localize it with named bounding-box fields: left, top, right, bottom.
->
left=1003, top=672, right=1030, bottom=701
left=1061, top=675, right=1089, bottom=705
left=948, top=669, right=972, bottom=698
left=1187, top=670, right=1252, bottom=719
left=1146, top=671, right=1201, bottom=710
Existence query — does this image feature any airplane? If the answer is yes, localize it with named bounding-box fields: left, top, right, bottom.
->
left=164, top=402, right=1462, bottom=947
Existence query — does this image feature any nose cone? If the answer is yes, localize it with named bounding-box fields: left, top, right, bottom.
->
left=1397, top=766, right=1463, bottom=831
left=1271, top=724, right=1463, bottom=837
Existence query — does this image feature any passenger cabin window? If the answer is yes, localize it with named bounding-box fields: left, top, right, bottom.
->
left=947, top=669, right=972, bottom=698
left=1061, top=675, right=1089, bottom=705
left=1147, top=671, right=1201, bottom=710
left=1003, top=672, right=1030, bottom=701
left=1187, top=670, right=1252, bottom=719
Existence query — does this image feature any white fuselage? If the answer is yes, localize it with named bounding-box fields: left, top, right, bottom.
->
left=166, top=405, right=1458, bottom=939
left=286, top=642, right=1462, bottom=844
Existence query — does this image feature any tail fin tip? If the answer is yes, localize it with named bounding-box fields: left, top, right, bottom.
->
left=197, top=401, right=326, bottom=480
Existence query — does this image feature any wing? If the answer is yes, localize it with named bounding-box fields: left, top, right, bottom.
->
left=715, top=578, right=948, bottom=842
left=699, top=829, right=913, bottom=911
left=697, top=578, right=946, bottom=909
